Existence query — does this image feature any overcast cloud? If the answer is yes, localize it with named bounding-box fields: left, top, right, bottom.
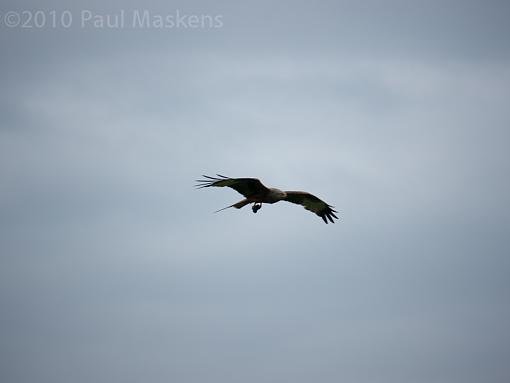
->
left=1, top=1, right=510, bottom=383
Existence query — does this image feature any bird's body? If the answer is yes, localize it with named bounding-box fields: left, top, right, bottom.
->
left=256, top=188, right=287, bottom=203
left=196, top=174, right=338, bottom=224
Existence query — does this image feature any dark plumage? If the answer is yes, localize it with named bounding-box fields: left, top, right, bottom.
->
left=196, top=174, right=339, bottom=224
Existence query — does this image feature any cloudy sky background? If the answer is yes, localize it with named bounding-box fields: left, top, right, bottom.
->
left=1, top=1, right=510, bottom=382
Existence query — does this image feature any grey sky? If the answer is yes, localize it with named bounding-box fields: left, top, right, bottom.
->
left=1, top=1, right=510, bottom=383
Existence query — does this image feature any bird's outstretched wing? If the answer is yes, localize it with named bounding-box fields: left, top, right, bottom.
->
left=196, top=174, right=269, bottom=198
left=284, top=191, right=339, bottom=224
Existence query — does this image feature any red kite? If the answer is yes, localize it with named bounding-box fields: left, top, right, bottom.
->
left=196, top=174, right=339, bottom=224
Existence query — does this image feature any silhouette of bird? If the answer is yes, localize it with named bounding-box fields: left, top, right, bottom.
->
left=196, top=174, right=338, bottom=224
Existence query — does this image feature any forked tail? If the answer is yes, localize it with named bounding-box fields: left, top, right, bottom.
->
left=214, top=199, right=250, bottom=213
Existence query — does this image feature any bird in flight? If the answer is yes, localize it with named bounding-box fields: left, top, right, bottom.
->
left=196, top=174, right=338, bottom=224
